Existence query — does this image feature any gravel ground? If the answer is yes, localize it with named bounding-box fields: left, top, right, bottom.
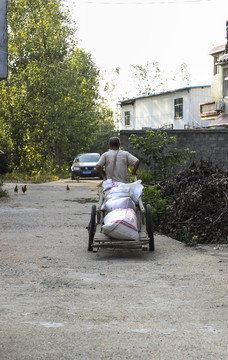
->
left=1, top=179, right=228, bottom=360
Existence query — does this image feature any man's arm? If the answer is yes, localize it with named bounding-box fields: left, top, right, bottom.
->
left=131, top=159, right=140, bottom=176
left=96, top=164, right=106, bottom=179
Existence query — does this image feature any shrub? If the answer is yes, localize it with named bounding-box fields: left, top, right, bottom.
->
left=142, top=185, right=171, bottom=230
left=129, top=130, right=196, bottom=183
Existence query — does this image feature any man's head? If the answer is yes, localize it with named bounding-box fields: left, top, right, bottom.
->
left=109, top=137, right=120, bottom=149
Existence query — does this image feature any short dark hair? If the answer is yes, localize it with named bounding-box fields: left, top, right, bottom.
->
left=109, top=137, right=120, bottom=147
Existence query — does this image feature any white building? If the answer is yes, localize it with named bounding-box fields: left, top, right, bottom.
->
left=120, top=85, right=211, bottom=130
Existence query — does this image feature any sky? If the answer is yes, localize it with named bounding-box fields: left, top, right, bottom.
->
left=64, top=0, right=228, bottom=101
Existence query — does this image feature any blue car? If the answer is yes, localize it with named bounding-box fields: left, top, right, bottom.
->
left=70, top=153, right=102, bottom=180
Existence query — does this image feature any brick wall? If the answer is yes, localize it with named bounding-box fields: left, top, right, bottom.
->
left=120, top=129, right=228, bottom=171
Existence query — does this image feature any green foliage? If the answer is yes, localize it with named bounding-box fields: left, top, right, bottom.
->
left=136, top=168, right=164, bottom=184
left=0, top=0, right=109, bottom=176
left=142, top=185, right=171, bottom=230
left=4, top=169, right=67, bottom=183
left=129, top=130, right=195, bottom=182
left=30, top=172, right=59, bottom=183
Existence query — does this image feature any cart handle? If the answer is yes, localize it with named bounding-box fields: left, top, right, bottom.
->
left=133, top=175, right=145, bottom=213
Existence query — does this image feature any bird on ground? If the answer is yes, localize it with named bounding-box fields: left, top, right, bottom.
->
left=14, top=185, right=18, bottom=193
left=22, top=185, right=27, bottom=193
left=66, top=184, right=70, bottom=191
left=75, top=176, right=80, bottom=182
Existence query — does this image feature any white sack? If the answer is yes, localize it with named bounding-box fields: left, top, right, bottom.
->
left=102, top=180, right=121, bottom=200
left=102, top=179, right=120, bottom=191
left=106, top=180, right=143, bottom=204
left=102, top=208, right=139, bottom=241
left=101, top=196, right=136, bottom=212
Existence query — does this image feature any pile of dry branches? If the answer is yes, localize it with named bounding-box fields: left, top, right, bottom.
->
left=158, top=160, right=228, bottom=244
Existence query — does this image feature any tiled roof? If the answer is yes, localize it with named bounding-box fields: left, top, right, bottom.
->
left=119, top=85, right=211, bottom=105
left=209, top=44, right=225, bottom=55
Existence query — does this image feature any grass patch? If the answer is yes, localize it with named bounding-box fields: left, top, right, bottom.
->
left=3, top=170, right=69, bottom=184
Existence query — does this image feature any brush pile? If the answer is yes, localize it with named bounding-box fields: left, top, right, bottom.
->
left=157, top=160, right=228, bottom=244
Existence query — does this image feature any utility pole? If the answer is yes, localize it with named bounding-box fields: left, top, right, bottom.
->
left=226, top=20, right=228, bottom=54
left=0, top=0, right=8, bottom=80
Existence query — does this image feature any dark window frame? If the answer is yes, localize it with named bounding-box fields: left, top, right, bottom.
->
left=125, top=111, right=131, bottom=126
left=214, top=56, right=219, bottom=75
left=174, top=98, right=183, bottom=119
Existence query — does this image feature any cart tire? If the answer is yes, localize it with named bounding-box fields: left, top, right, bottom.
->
left=88, top=205, right=96, bottom=251
left=146, top=204, right=155, bottom=251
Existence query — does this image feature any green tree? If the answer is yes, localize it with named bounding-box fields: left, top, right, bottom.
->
left=0, top=0, right=101, bottom=174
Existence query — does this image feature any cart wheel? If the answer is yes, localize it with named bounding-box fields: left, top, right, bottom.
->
left=88, top=205, right=96, bottom=251
left=146, top=204, right=155, bottom=251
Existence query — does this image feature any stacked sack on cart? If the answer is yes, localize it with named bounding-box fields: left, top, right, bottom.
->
left=101, top=179, right=143, bottom=241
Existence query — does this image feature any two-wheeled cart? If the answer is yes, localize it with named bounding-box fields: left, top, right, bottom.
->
left=87, top=182, right=154, bottom=253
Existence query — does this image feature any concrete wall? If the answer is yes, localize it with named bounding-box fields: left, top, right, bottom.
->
left=120, top=128, right=228, bottom=171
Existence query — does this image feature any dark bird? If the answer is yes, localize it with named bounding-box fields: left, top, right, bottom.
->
left=22, top=185, right=27, bottom=193
left=14, top=185, right=18, bottom=193
left=75, top=176, right=80, bottom=182
left=66, top=184, right=70, bottom=191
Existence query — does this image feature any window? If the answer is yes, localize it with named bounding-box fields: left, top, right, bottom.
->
left=174, top=98, right=183, bottom=119
left=223, top=68, right=228, bottom=98
left=125, top=111, right=131, bottom=125
left=214, top=56, right=219, bottom=75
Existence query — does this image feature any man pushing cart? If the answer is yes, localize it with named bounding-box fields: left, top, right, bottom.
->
left=96, top=137, right=140, bottom=184
left=87, top=137, right=154, bottom=252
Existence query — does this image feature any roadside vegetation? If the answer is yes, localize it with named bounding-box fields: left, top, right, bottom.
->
left=0, top=171, right=65, bottom=198
left=3, top=170, right=61, bottom=184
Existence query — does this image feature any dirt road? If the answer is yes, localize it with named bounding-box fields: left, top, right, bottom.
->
left=1, top=179, right=228, bottom=360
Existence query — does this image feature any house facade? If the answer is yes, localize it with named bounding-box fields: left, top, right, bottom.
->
left=120, top=86, right=211, bottom=130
